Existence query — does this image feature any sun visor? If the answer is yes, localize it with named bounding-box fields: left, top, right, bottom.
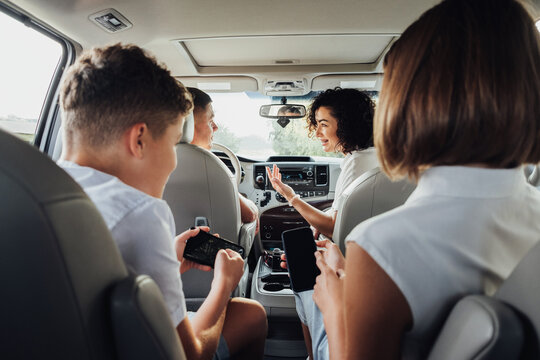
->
left=176, top=76, right=258, bottom=93
left=312, top=74, right=383, bottom=91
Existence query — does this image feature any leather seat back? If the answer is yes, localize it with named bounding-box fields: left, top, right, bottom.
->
left=163, top=113, right=254, bottom=308
left=163, top=142, right=245, bottom=309
left=494, top=239, right=540, bottom=359
left=165, top=143, right=241, bottom=242
left=333, top=167, right=416, bottom=253
left=428, top=295, right=523, bottom=360
left=429, top=240, right=540, bottom=360
left=0, top=129, right=185, bottom=359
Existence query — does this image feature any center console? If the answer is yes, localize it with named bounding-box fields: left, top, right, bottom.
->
left=251, top=256, right=308, bottom=357
left=247, top=158, right=338, bottom=358
left=252, top=161, right=333, bottom=249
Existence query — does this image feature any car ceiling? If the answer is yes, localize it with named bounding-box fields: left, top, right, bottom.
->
left=3, top=0, right=539, bottom=94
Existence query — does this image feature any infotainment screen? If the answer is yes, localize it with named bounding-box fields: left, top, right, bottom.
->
left=281, top=170, right=309, bottom=184
left=253, top=163, right=329, bottom=196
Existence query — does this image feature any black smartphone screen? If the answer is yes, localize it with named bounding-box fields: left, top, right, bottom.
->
left=184, top=231, right=245, bottom=268
left=282, top=227, right=320, bottom=292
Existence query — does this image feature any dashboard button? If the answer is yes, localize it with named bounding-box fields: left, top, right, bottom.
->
left=308, top=191, right=314, bottom=197
left=315, top=191, right=325, bottom=196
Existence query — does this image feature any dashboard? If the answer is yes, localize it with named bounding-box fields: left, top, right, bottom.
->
left=237, top=157, right=342, bottom=250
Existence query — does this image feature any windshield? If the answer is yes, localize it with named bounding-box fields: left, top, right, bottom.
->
left=208, top=91, right=377, bottom=161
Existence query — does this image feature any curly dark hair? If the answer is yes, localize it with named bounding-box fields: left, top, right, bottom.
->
left=307, top=87, right=374, bottom=154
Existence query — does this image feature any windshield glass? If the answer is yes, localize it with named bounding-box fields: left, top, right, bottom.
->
left=208, top=91, right=378, bottom=160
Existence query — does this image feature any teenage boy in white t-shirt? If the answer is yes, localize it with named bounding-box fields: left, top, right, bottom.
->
left=58, top=43, right=267, bottom=360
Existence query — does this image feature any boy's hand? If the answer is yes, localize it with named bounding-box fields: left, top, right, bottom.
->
left=266, top=164, right=296, bottom=201
left=175, top=227, right=212, bottom=274
left=213, top=249, right=244, bottom=294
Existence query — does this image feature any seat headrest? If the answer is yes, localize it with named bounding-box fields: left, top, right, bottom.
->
left=180, top=112, right=194, bottom=144
left=495, top=240, right=540, bottom=357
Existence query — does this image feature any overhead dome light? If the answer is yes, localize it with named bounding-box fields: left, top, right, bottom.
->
left=89, top=9, right=132, bottom=33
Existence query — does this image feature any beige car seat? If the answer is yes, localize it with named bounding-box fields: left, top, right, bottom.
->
left=332, top=167, right=416, bottom=254
left=162, top=114, right=256, bottom=309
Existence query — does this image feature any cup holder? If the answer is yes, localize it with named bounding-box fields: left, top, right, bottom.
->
left=263, top=282, right=285, bottom=292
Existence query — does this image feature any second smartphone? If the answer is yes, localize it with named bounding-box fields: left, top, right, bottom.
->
left=281, top=227, right=321, bottom=292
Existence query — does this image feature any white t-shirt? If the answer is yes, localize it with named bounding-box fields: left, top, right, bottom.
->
left=331, top=148, right=378, bottom=211
left=347, top=166, right=540, bottom=358
left=59, top=160, right=187, bottom=326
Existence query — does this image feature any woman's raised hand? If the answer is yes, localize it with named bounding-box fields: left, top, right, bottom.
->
left=266, top=164, right=296, bottom=201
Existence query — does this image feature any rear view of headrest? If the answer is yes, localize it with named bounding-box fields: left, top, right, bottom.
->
left=180, top=112, right=194, bottom=144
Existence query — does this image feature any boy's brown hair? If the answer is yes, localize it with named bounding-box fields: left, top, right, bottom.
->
left=375, top=0, right=540, bottom=180
left=60, top=43, right=192, bottom=147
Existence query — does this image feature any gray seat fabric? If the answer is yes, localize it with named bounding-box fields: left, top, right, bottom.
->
left=0, top=129, right=185, bottom=359
left=429, top=239, right=540, bottom=360
left=163, top=115, right=255, bottom=309
left=332, top=167, right=416, bottom=253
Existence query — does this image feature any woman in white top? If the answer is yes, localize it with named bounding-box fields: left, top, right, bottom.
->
left=267, top=88, right=378, bottom=239
left=308, top=0, right=540, bottom=359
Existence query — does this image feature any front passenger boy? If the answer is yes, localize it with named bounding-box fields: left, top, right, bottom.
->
left=58, top=43, right=267, bottom=360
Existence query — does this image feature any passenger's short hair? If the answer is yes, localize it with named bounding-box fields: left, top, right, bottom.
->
left=375, top=0, right=540, bottom=180
left=187, top=87, right=213, bottom=111
left=60, top=43, right=192, bottom=147
left=307, top=87, right=374, bottom=154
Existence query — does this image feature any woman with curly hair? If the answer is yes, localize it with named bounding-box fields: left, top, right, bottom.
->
left=266, top=87, right=378, bottom=239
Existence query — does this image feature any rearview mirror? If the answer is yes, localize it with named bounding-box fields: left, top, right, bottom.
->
left=259, top=104, right=306, bottom=119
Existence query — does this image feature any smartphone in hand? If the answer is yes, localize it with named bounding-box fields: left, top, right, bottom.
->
left=184, top=231, right=245, bottom=268
left=282, top=227, right=321, bottom=292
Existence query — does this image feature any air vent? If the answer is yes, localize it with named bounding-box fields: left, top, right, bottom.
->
left=315, top=165, right=328, bottom=186
left=266, top=155, right=313, bottom=162
left=89, top=9, right=132, bottom=33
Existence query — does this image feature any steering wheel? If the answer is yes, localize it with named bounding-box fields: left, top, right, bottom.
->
left=212, top=143, right=242, bottom=186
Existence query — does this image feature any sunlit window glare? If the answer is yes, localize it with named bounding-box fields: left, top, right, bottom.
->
left=536, top=19, right=540, bottom=33
left=0, top=11, right=62, bottom=141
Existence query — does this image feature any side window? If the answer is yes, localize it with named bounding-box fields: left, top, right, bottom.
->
left=0, top=10, right=63, bottom=142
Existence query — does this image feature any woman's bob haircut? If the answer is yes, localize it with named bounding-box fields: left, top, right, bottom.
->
left=375, top=0, right=540, bottom=180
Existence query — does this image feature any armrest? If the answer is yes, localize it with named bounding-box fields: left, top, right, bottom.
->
left=428, top=295, right=523, bottom=360
left=110, top=275, right=186, bottom=360
left=239, top=219, right=257, bottom=256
